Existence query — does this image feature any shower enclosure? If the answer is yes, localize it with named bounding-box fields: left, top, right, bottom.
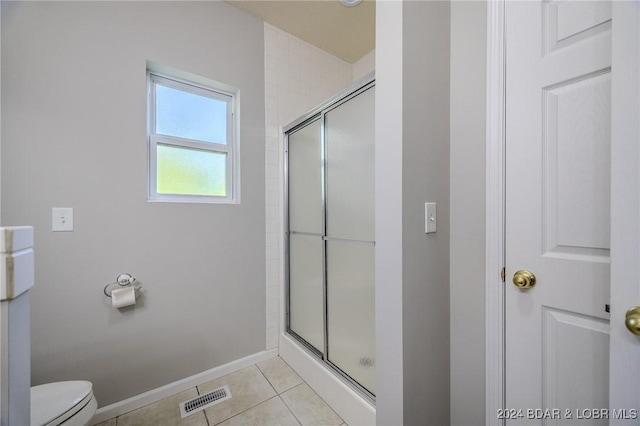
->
left=284, top=78, right=375, bottom=400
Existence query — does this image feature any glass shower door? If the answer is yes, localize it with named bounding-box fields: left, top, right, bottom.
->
left=285, top=80, right=375, bottom=398
left=325, top=87, right=375, bottom=394
left=287, top=119, right=324, bottom=353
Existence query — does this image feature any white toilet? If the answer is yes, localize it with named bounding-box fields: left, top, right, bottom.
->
left=31, top=381, right=97, bottom=426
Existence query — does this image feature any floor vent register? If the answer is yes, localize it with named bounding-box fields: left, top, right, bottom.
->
left=179, top=385, right=232, bottom=418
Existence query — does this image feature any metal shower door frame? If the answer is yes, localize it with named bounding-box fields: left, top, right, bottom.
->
left=283, top=75, right=376, bottom=404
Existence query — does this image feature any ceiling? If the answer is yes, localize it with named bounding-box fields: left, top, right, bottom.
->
left=224, top=0, right=375, bottom=63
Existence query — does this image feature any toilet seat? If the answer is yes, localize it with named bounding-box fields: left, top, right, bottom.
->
left=31, top=381, right=97, bottom=426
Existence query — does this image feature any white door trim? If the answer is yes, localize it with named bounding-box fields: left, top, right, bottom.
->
left=486, top=2, right=640, bottom=423
left=609, top=2, right=640, bottom=421
left=485, top=1, right=506, bottom=425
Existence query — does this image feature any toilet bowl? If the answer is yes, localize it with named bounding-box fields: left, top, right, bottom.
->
left=31, top=381, right=97, bottom=426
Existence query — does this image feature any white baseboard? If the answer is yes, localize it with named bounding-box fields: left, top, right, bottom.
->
left=90, top=349, right=278, bottom=425
left=279, top=334, right=376, bottom=426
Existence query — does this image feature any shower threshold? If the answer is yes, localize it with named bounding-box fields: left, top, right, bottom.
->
left=285, top=330, right=376, bottom=406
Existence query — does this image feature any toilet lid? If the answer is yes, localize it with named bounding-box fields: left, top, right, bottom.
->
left=31, top=381, right=93, bottom=426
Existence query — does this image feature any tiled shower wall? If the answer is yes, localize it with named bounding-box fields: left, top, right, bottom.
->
left=264, top=22, right=373, bottom=349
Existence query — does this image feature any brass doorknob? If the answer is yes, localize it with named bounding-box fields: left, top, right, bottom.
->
left=625, top=307, right=640, bottom=336
left=512, top=270, right=536, bottom=289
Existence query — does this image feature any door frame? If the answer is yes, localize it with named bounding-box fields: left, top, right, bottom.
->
left=485, top=1, right=506, bottom=424
left=485, top=2, right=640, bottom=425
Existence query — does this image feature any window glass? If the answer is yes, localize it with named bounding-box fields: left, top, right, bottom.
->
left=155, top=83, right=228, bottom=145
left=156, top=144, right=227, bottom=197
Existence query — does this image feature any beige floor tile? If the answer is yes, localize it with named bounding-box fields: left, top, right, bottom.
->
left=117, top=388, right=207, bottom=426
left=198, top=365, right=277, bottom=425
left=216, top=396, right=300, bottom=426
left=281, top=383, right=343, bottom=426
left=92, top=419, right=116, bottom=426
left=257, top=356, right=303, bottom=394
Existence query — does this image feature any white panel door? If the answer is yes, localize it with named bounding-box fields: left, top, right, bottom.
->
left=505, top=1, right=613, bottom=423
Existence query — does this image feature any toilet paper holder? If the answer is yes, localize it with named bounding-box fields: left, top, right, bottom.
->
left=103, top=273, right=142, bottom=298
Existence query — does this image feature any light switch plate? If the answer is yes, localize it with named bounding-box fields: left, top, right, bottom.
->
left=52, top=208, right=73, bottom=232
left=425, top=202, right=437, bottom=234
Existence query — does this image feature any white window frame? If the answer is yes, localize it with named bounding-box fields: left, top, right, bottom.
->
left=147, top=70, right=238, bottom=203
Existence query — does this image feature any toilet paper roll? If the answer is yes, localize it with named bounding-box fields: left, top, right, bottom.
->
left=111, top=286, right=136, bottom=309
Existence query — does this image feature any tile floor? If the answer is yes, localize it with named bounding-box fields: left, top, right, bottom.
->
left=95, top=357, right=346, bottom=426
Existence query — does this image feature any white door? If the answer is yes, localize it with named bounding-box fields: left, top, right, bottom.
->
left=505, top=1, right=614, bottom=423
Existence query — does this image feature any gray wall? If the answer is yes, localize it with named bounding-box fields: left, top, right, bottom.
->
left=402, top=2, right=451, bottom=424
left=1, top=1, right=265, bottom=406
left=450, top=2, right=487, bottom=425
left=376, top=3, right=453, bottom=424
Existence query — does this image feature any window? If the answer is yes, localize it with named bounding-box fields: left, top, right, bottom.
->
left=148, top=71, right=238, bottom=203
